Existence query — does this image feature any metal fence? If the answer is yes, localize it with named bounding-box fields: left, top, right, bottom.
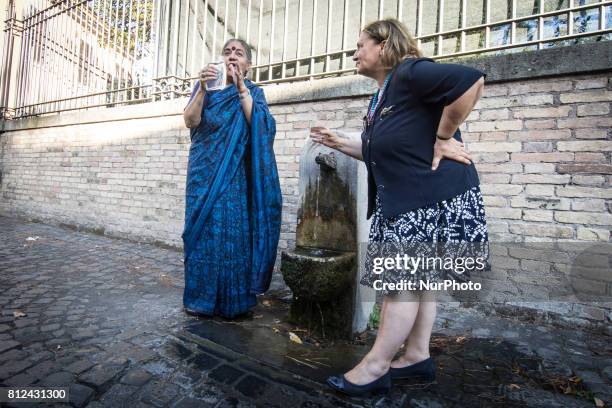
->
left=1, top=0, right=611, bottom=120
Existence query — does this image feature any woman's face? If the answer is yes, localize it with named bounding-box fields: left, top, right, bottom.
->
left=223, top=41, right=251, bottom=82
left=352, top=32, right=385, bottom=78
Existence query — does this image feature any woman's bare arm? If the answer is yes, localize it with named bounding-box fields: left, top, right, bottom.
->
left=431, top=77, right=484, bottom=170
left=436, top=77, right=485, bottom=138
left=311, top=129, right=363, bottom=161
left=184, top=66, right=219, bottom=128
left=183, top=87, right=205, bottom=128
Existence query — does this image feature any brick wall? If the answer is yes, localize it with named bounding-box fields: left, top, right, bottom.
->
left=1, top=70, right=610, bottom=325
left=0, top=115, right=190, bottom=246
left=272, top=74, right=611, bottom=255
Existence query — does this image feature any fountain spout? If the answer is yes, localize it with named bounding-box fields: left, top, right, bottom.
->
left=315, top=152, right=337, bottom=171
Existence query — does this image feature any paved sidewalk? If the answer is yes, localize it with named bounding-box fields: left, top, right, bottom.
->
left=0, top=215, right=610, bottom=407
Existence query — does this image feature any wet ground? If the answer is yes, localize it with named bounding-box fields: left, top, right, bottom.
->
left=0, top=215, right=610, bottom=407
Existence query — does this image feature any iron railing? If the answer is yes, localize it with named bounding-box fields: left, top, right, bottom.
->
left=1, top=0, right=611, bottom=120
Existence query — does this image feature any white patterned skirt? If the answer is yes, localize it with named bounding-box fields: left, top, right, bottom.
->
left=360, top=186, right=489, bottom=291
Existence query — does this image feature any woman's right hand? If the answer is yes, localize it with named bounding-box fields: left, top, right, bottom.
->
left=198, top=65, right=219, bottom=90
left=310, top=127, right=341, bottom=150
left=432, top=137, right=472, bottom=171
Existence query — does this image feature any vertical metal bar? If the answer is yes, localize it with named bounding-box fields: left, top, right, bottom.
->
left=309, top=0, right=317, bottom=78
left=73, top=0, right=82, bottom=109
left=484, top=0, right=490, bottom=48
left=119, top=0, right=128, bottom=102
left=269, top=0, right=275, bottom=81
left=599, top=0, right=605, bottom=31
left=360, top=0, right=365, bottom=29
left=568, top=0, right=574, bottom=35
left=131, top=0, right=142, bottom=99
left=182, top=0, right=190, bottom=77
left=142, top=0, right=152, bottom=99
left=16, top=6, right=31, bottom=115
left=22, top=5, right=35, bottom=115
left=341, top=0, right=348, bottom=70
left=17, top=2, right=28, bottom=115
left=75, top=1, right=90, bottom=109
left=46, top=2, right=56, bottom=112
left=201, top=0, right=210, bottom=66
left=223, top=0, right=229, bottom=44
left=246, top=0, right=252, bottom=42
left=30, top=1, right=42, bottom=114
left=153, top=0, right=164, bottom=78
left=171, top=0, right=181, bottom=80
left=94, top=0, right=109, bottom=103
left=141, top=0, right=149, bottom=73
left=378, top=0, right=383, bottom=20
left=295, top=0, right=302, bottom=76
left=87, top=0, right=95, bottom=106
left=138, top=0, right=149, bottom=99
left=71, top=0, right=78, bottom=108
left=256, top=0, right=262, bottom=81
left=397, top=0, right=402, bottom=22
left=48, top=1, right=59, bottom=111
left=212, top=0, right=219, bottom=57
left=416, top=0, right=422, bottom=47
left=35, top=0, right=45, bottom=115
left=126, top=0, right=135, bottom=100
left=511, top=0, right=516, bottom=45
left=13, top=4, right=23, bottom=115
left=104, top=0, right=115, bottom=103
left=36, top=1, right=47, bottom=112
left=51, top=1, right=63, bottom=111
left=537, top=0, right=543, bottom=49
left=70, top=1, right=78, bottom=109
left=235, top=0, right=240, bottom=39
left=12, top=4, right=21, bottom=115
left=59, top=1, right=68, bottom=110
left=281, top=0, right=288, bottom=79
left=159, top=0, right=172, bottom=96
left=72, top=0, right=83, bottom=110
left=325, top=0, right=332, bottom=72
left=107, top=0, right=116, bottom=102
left=112, top=0, right=122, bottom=102
left=89, top=0, right=102, bottom=105
left=0, top=1, right=12, bottom=115
left=20, top=4, right=35, bottom=116
left=24, top=0, right=32, bottom=111
left=13, top=4, right=23, bottom=117
left=191, top=0, right=200, bottom=74
left=460, top=0, right=466, bottom=52
left=437, top=0, right=444, bottom=56
left=42, top=0, right=53, bottom=110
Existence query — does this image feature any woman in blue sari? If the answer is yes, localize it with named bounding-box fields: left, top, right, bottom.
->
left=182, top=39, right=282, bottom=318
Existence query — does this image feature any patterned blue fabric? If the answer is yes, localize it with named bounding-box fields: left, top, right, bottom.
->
left=361, top=186, right=488, bottom=290
left=182, top=80, right=282, bottom=317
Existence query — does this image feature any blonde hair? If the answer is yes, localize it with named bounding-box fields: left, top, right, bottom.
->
left=362, top=19, right=423, bottom=68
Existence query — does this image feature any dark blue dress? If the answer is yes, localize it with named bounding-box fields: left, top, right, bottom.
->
left=182, top=80, right=281, bottom=317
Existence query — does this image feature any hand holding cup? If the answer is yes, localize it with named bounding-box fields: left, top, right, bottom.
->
left=198, top=65, right=220, bottom=90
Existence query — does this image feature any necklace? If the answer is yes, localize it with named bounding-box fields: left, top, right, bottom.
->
left=366, top=73, right=392, bottom=126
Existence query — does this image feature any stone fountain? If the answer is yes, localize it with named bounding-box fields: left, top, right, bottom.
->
left=281, top=135, right=374, bottom=339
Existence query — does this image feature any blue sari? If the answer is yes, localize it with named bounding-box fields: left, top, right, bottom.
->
left=182, top=79, right=282, bottom=317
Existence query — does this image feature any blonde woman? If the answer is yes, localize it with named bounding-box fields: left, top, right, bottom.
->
left=311, top=19, right=487, bottom=396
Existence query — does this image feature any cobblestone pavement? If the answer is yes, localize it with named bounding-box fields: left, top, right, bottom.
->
left=0, top=215, right=610, bottom=408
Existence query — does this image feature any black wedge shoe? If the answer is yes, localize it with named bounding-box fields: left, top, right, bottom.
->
left=389, top=357, right=436, bottom=382
left=326, top=371, right=392, bottom=397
